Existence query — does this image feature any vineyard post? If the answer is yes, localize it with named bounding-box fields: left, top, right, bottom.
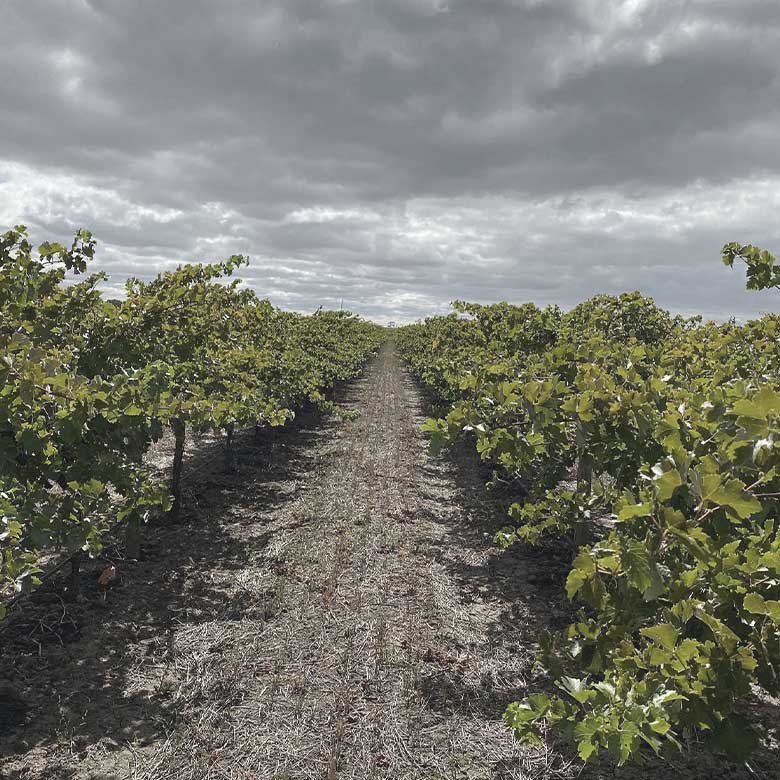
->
left=170, top=418, right=186, bottom=520
left=66, top=552, right=82, bottom=600
left=125, top=512, right=142, bottom=560
left=224, top=423, right=236, bottom=473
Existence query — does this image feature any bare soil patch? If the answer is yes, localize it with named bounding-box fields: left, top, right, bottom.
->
left=1, top=344, right=776, bottom=779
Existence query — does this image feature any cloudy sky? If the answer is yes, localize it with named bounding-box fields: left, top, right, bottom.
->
left=2, top=0, right=780, bottom=322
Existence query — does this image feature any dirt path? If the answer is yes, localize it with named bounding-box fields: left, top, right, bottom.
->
left=1, top=344, right=770, bottom=780
left=118, top=342, right=548, bottom=779
left=0, top=343, right=558, bottom=780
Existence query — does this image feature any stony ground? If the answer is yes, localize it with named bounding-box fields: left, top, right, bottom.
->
left=0, top=344, right=777, bottom=780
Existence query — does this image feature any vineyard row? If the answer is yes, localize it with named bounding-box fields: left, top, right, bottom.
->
left=0, top=225, right=384, bottom=613
left=396, top=244, right=780, bottom=766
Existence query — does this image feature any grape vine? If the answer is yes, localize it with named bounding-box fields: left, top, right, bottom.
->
left=398, top=258, right=780, bottom=765
left=0, top=225, right=383, bottom=613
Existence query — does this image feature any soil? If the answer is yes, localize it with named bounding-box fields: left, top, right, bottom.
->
left=0, top=343, right=778, bottom=779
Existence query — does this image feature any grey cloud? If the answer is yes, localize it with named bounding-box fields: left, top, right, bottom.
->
left=1, top=0, right=780, bottom=322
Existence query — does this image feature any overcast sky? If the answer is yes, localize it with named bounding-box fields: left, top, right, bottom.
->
left=2, top=0, right=780, bottom=322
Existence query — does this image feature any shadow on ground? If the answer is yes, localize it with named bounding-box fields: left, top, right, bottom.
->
left=0, top=401, right=342, bottom=778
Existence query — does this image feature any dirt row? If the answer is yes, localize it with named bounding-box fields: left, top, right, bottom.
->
left=0, top=344, right=774, bottom=779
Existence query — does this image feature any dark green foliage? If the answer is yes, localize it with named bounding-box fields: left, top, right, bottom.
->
left=397, top=257, right=780, bottom=765
left=0, top=225, right=384, bottom=611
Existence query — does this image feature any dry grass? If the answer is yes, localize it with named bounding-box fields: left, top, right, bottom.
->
left=1, top=345, right=776, bottom=780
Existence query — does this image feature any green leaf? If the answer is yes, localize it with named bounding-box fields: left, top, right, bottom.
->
left=567, top=552, right=596, bottom=599
left=557, top=676, right=596, bottom=704
left=744, top=592, right=780, bottom=622
left=641, top=623, right=678, bottom=652
left=573, top=715, right=601, bottom=761
left=695, top=609, right=740, bottom=653
left=622, top=544, right=665, bottom=599
left=744, top=592, right=767, bottom=615
left=707, top=478, right=762, bottom=520
left=732, top=387, right=780, bottom=420
left=617, top=502, right=652, bottom=521
left=653, top=468, right=683, bottom=501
